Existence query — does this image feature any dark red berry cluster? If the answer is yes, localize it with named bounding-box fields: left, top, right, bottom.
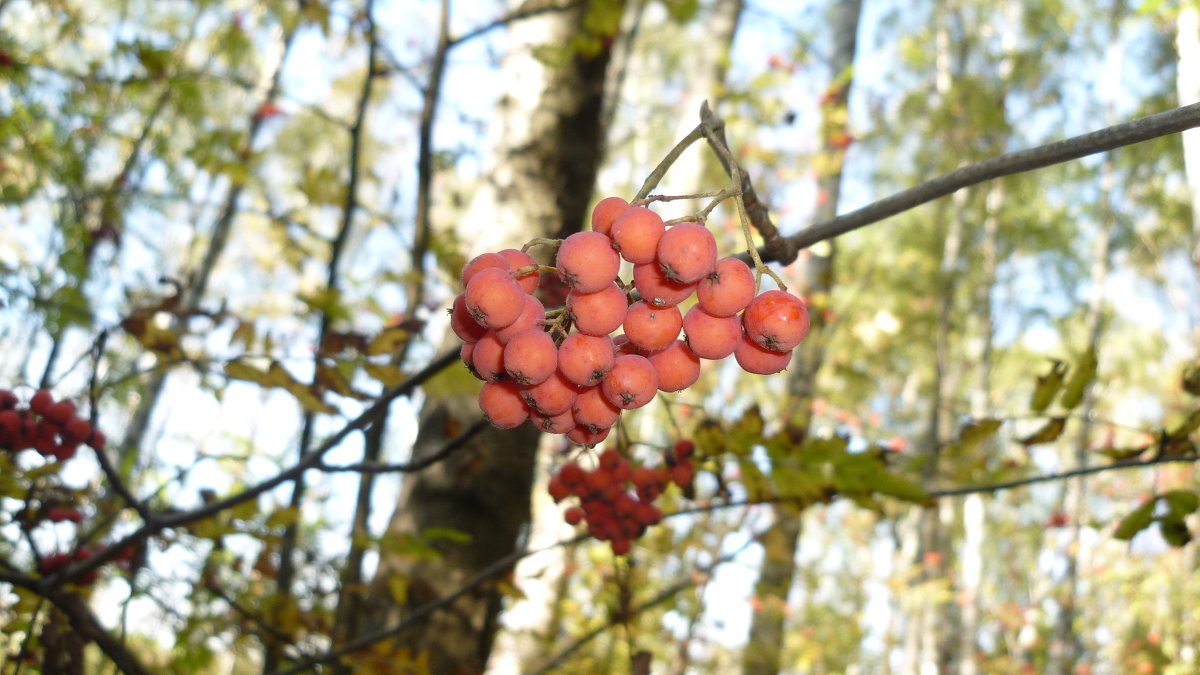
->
left=547, top=442, right=698, bottom=556
left=452, top=196, right=811, bottom=440
left=0, top=389, right=106, bottom=461
left=38, top=544, right=138, bottom=586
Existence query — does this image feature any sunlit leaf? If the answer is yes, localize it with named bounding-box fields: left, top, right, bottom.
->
left=1183, top=362, right=1200, bottom=396
left=1029, top=359, right=1068, bottom=413
left=1162, top=489, right=1200, bottom=516
left=1018, top=417, right=1066, bottom=446
left=1113, top=500, right=1155, bottom=541
left=366, top=326, right=409, bottom=356
left=1159, top=516, right=1193, bottom=547
left=1059, top=348, right=1097, bottom=410
left=422, top=527, right=472, bottom=544
left=363, top=362, right=406, bottom=388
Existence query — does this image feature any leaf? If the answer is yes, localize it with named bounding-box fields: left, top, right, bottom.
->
left=224, top=359, right=273, bottom=386
left=363, top=362, right=406, bottom=388
left=1183, top=362, right=1200, bottom=396
left=1162, top=490, right=1200, bottom=516
left=265, top=507, right=301, bottom=529
left=728, top=405, right=765, bottom=452
left=316, top=363, right=355, bottom=398
left=387, top=577, right=409, bottom=605
left=1113, top=500, right=1155, bottom=541
left=1029, top=359, right=1068, bottom=413
left=958, top=419, right=1002, bottom=451
left=422, top=527, right=472, bottom=544
left=1059, top=348, right=1098, bottom=410
left=1159, top=516, right=1193, bottom=547
left=366, top=326, right=410, bottom=356
left=1167, top=409, right=1200, bottom=440
left=1098, top=446, right=1150, bottom=462
left=1019, top=417, right=1067, bottom=446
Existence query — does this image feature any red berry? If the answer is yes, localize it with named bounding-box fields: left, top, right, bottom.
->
left=682, top=306, right=741, bottom=360
left=478, top=381, right=530, bottom=429
left=591, top=196, right=629, bottom=237
left=0, top=409, right=19, bottom=437
left=742, top=290, right=810, bottom=352
left=45, top=400, right=76, bottom=425
left=610, top=538, right=632, bottom=555
left=548, top=475, right=571, bottom=502
left=584, top=470, right=613, bottom=495
left=566, top=424, right=610, bottom=447
left=494, top=295, right=547, bottom=343
left=47, top=506, right=82, bottom=523
left=697, top=257, right=756, bottom=317
left=646, top=340, right=701, bottom=392
left=558, top=333, right=615, bottom=387
left=566, top=283, right=627, bottom=336
left=0, top=389, right=16, bottom=410
left=564, top=506, right=585, bottom=525
left=613, top=493, right=637, bottom=516
left=460, top=342, right=480, bottom=379
left=632, top=262, right=696, bottom=308
left=611, top=206, right=666, bottom=264
left=503, top=329, right=559, bottom=385
left=623, top=301, right=682, bottom=352
left=64, top=418, right=92, bottom=444
left=531, top=409, right=576, bottom=434
left=601, top=354, right=659, bottom=410
left=465, top=267, right=526, bottom=329
left=461, top=252, right=509, bottom=286
left=657, top=223, right=717, bottom=283
left=450, top=294, right=487, bottom=343
left=633, top=502, right=663, bottom=526
left=598, top=449, right=623, bottom=472
left=631, top=466, right=658, bottom=490
left=556, top=231, right=620, bottom=293
left=497, top=248, right=540, bottom=294
left=29, top=389, right=53, bottom=416
left=559, top=462, right=586, bottom=486
left=520, top=371, right=580, bottom=416
left=87, top=430, right=106, bottom=451
left=470, top=332, right=507, bottom=382
left=733, top=335, right=793, bottom=375
left=572, top=386, right=621, bottom=431
left=673, top=439, right=696, bottom=459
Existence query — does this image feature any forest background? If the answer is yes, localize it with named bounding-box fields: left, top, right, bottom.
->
left=1, top=0, right=1200, bottom=673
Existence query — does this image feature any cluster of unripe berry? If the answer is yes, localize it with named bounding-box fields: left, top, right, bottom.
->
left=0, top=388, right=107, bottom=460
left=451, top=196, right=810, bottom=441
left=547, top=442, right=695, bottom=555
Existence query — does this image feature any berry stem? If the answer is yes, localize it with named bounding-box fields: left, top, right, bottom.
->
left=633, top=123, right=705, bottom=201
left=699, top=121, right=787, bottom=292
left=520, top=237, right=563, bottom=253
left=512, top=263, right=557, bottom=278
left=634, top=188, right=735, bottom=206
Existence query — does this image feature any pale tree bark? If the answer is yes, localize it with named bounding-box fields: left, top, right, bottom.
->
left=355, top=3, right=618, bottom=673
left=742, top=1, right=862, bottom=673
left=1178, top=4, right=1200, bottom=272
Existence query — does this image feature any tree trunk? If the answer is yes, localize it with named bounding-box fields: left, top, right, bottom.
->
left=355, top=3, right=617, bottom=672
left=742, top=2, right=862, bottom=673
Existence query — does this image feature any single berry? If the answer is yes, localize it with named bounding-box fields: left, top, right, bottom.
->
left=559, top=462, right=586, bottom=486
left=556, top=231, right=620, bottom=293
left=558, top=333, right=615, bottom=387
left=682, top=306, right=741, bottom=360
left=601, top=354, right=659, bottom=410
left=572, top=385, right=622, bottom=431
left=673, top=439, right=696, bottom=459
left=632, top=263, right=696, bottom=308
left=623, top=301, right=682, bottom=352
left=87, top=430, right=106, bottom=451
left=657, top=223, right=717, bottom=284
left=503, top=329, right=559, bottom=385
left=461, top=342, right=481, bottom=379
left=29, top=390, right=53, bottom=416
left=733, top=335, right=793, bottom=375
left=532, top=408, right=576, bottom=434
left=591, top=196, right=630, bottom=237
left=610, top=206, right=666, bottom=264
left=697, top=257, right=756, bottom=317
left=564, top=506, right=585, bottom=525
left=45, top=400, right=76, bottom=425
left=567, top=424, right=610, bottom=446
left=741, top=290, right=810, bottom=352
left=497, top=248, right=540, bottom=294
left=494, top=295, right=547, bottom=343
left=610, top=538, right=632, bottom=555
left=478, top=381, right=530, bottom=429
left=461, top=252, right=509, bottom=286
left=548, top=475, right=570, bottom=502
left=566, top=283, right=627, bottom=336
left=520, top=371, right=580, bottom=416
left=465, top=267, right=526, bottom=329
left=470, top=332, right=507, bottom=382
left=450, top=294, right=487, bottom=343
left=647, top=340, right=701, bottom=392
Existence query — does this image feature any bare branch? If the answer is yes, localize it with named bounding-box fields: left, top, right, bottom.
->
left=318, top=419, right=488, bottom=473
left=448, top=1, right=581, bottom=47
left=928, top=452, right=1200, bottom=498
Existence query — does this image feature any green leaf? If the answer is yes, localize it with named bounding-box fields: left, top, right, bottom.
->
left=422, top=527, right=472, bottom=544
left=958, top=419, right=1002, bottom=451
left=1059, top=348, right=1097, bottom=410
left=366, top=326, right=410, bottom=356
left=1019, top=417, right=1067, bottom=446
left=1182, top=362, right=1200, bottom=396
left=1167, top=409, right=1200, bottom=440
left=728, top=405, right=765, bottom=453
left=1159, top=516, right=1193, bottom=547
left=1162, top=490, right=1200, bottom=516
left=363, top=362, right=406, bottom=388
left=1113, top=500, right=1155, bottom=541
left=1030, top=359, right=1068, bottom=413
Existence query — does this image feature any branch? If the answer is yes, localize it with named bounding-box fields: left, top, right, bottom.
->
left=448, top=1, right=581, bottom=47
left=766, top=102, right=1200, bottom=262
left=49, top=348, right=460, bottom=587
left=928, top=452, right=1200, bottom=498
left=317, top=419, right=488, bottom=473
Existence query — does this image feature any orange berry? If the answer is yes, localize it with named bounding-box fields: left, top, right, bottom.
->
left=733, top=335, right=793, bottom=375
left=572, top=385, right=621, bottom=431
left=465, top=267, right=526, bottom=329
left=558, top=333, right=615, bottom=387
left=503, top=329, right=558, bottom=385
left=657, top=223, right=716, bottom=283
left=623, top=301, right=682, bottom=352
left=548, top=475, right=570, bottom=502
left=566, top=283, right=627, bottom=336
left=497, top=248, right=539, bottom=294
left=494, top=295, right=547, bottom=343
left=564, top=506, right=585, bottom=525
left=682, top=306, right=741, bottom=360
left=520, top=371, right=580, bottom=416
left=461, top=252, right=509, bottom=286
left=532, top=409, right=576, bottom=434
left=696, top=257, right=755, bottom=317
left=479, top=381, right=529, bottom=429
left=646, top=340, right=700, bottom=392
left=450, top=294, right=487, bottom=343
left=611, top=206, right=666, bottom=264
left=559, top=462, right=585, bottom=486
left=601, top=354, right=659, bottom=410
left=742, top=290, right=809, bottom=352
left=556, top=231, right=620, bottom=293
left=590, top=196, right=629, bottom=237
left=567, top=424, right=610, bottom=446
left=632, top=262, right=696, bottom=308
left=470, top=332, right=507, bottom=382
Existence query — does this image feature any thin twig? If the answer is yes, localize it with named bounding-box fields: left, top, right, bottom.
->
left=448, top=0, right=581, bottom=47
left=318, top=419, right=488, bottom=473
left=633, top=124, right=705, bottom=201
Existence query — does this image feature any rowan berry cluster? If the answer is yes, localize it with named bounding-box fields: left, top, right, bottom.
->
left=451, top=196, right=810, bottom=441
left=546, top=444, right=696, bottom=555
left=0, top=388, right=106, bottom=460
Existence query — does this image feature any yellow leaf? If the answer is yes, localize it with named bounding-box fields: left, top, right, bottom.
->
left=366, top=326, right=409, bottom=356
left=364, top=362, right=407, bottom=387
